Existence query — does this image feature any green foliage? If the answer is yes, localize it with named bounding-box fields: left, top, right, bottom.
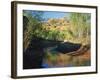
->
left=69, top=13, right=91, bottom=44
left=23, top=11, right=91, bottom=51
left=70, top=13, right=91, bottom=37
left=23, top=11, right=44, bottom=50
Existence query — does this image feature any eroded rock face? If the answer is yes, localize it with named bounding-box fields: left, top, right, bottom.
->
left=42, top=18, right=70, bottom=31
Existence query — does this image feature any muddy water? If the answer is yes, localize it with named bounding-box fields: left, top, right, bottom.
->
left=42, top=50, right=91, bottom=68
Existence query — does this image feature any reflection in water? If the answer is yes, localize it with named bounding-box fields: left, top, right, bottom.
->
left=23, top=37, right=91, bottom=69
left=42, top=46, right=91, bottom=68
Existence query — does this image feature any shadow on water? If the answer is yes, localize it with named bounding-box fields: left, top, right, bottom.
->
left=23, top=37, right=90, bottom=69
left=23, top=37, right=62, bottom=69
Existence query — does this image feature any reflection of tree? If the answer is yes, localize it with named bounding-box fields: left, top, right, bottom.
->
left=23, top=11, right=91, bottom=69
